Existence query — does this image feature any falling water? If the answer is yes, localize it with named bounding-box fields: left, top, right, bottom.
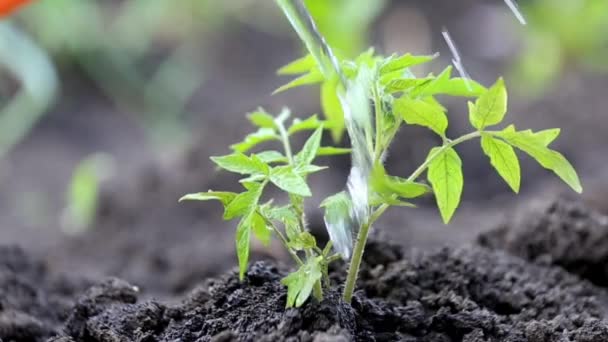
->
left=277, top=0, right=374, bottom=259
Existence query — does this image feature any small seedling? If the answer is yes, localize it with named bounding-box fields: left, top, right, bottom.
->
left=182, top=0, right=582, bottom=307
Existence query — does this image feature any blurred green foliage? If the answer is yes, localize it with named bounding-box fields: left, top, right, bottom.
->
left=513, top=0, right=608, bottom=94
left=305, top=0, right=386, bottom=57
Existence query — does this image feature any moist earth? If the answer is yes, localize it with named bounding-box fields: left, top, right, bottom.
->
left=2, top=197, right=608, bottom=341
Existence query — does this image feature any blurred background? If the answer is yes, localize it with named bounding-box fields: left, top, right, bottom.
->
left=1, top=0, right=607, bottom=297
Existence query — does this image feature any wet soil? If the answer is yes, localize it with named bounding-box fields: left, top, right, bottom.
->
left=1, top=198, right=608, bottom=341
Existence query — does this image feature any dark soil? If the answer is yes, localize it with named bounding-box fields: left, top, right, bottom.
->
left=3, top=203, right=608, bottom=341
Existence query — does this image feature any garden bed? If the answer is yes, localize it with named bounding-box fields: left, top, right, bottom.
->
left=1, top=197, right=608, bottom=341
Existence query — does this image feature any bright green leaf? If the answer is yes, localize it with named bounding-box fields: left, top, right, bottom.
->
left=256, top=151, right=287, bottom=164
left=270, top=166, right=312, bottom=196
left=371, top=163, right=429, bottom=200
left=224, top=183, right=264, bottom=220
left=211, top=153, right=268, bottom=175
left=434, top=78, right=487, bottom=97
left=179, top=191, right=237, bottom=206
left=248, top=110, right=276, bottom=129
left=296, top=164, right=328, bottom=175
left=295, top=126, right=323, bottom=166
left=394, top=98, right=448, bottom=136
left=281, top=256, right=323, bottom=308
left=427, top=147, right=464, bottom=224
left=481, top=135, right=521, bottom=193
left=316, top=146, right=351, bottom=156
left=321, top=77, right=345, bottom=142
left=266, top=205, right=301, bottom=240
left=380, top=53, right=437, bottom=74
left=230, top=128, right=279, bottom=153
left=277, top=54, right=316, bottom=75
left=274, top=70, right=324, bottom=94
left=498, top=129, right=582, bottom=193
left=236, top=213, right=253, bottom=280
left=252, top=212, right=272, bottom=247
left=382, top=77, right=433, bottom=94
left=288, top=115, right=323, bottom=135
left=287, top=232, right=316, bottom=251
left=469, top=78, right=508, bottom=130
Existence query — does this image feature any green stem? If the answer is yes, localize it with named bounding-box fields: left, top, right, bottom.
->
left=342, top=130, right=486, bottom=303
left=260, top=213, right=303, bottom=266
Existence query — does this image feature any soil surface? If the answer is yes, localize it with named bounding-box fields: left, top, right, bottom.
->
left=1, top=198, right=608, bottom=341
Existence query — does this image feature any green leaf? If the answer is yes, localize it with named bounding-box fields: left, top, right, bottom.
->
left=256, top=151, right=287, bottom=164
left=277, top=54, right=316, bottom=75
left=295, top=126, right=323, bottom=166
left=380, top=53, right=437, bottom=74
left=296, top=164, right=328, bottom=175
left=211, top=153, right=268, bottom=175
left=434, top=78, right=487, bottom=97
left=281, top=256, right=323, bottom=308
left=224, top=183, right=264, bottom=220
left=230, top=128, right=279, bottom=153
left=371, top=163, right=429, bottom=200
left=270, top=166, right=312, bottom=196
left=394, top=98, right=448, bottom=137
left=266, top=205, right=301, bottom=239
left=469, top=78, right=508, bottom=130
left=481, top=135, right=521, bottom=193
left=248, top=110, right=276, bottom=129
left=236, top=213, right=253, bottom=280
left=287, top=232, right=317, bottom=251
left=179, top=191, right=237, bottom=206
left=316, top=146, right=351, bottom=156
left=288, top=115, right=323, bottom=135
left=252, top=212, right=272, bottom=247
left=498, top=128, right=582, bottom=193
left=382, top=77, right=433, bottom=93
left=321, top=77, right=345, bottom=142
left=427, top=147, right=463, bottom=224
left=410, top=66, right=452, bottom=97
left=274, top=70, right=324, bottom=94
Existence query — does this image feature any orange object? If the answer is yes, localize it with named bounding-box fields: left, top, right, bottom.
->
left=0, top=0, right=31, bottom=17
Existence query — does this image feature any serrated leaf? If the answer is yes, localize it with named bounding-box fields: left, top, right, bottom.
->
left=277, top=54, right=316, bottom=75
left=295, top=126, right=323, bottom=166
left=248, top=110, right=276, bottom=129
left=287, top=232, right=316, bottom=251
left=252, top=212, right=272, bottom=247
left=281, top=256, right=323, bottom=308
left=427, top=147, right=463, bottom=224
left=380, top=53, right=437, bottom=74
left=470, top=78, right=507, bottom=130
left=270, top=166, right=312, bottom=196
left=179, top=191, right=237, bottom=206
left=435, top=78, right=487, bottom=97
left=498, top=129, right=582, bottom=193
left=316, top=146, right=351, bottom=156
left=481, top=135, right=521, bottom=193
left=256, top=151, right=287, bottom=164
left=211, top=153, right=269, bottom=175
left=224, top=183, right=264, bottom=220
left=369, top=192, right=417, bottom=207
left=296, top=164, right=328, bottom=175
left=371, top=163, right=429, bottom=200
left=274, top=70, right=324, bottom=94
left=266, top=205, right=300, bottom=239
left=321, top=77, right=345, bottom=142
left=382, top=77, right=433, bottom=93
left=288, top=115, right=323, bottom=135
left=236, top=213, right=253, bottom=280
left=230, top=128, right=279, bottom=153
left=410, top=66, right=452, bottom=98
left=394, top=98, right=448, bottom=136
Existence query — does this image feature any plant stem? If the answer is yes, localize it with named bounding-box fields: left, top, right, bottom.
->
left=342, top=130, right=485, bottom=303
left=342, top=219, right=371, bottom=303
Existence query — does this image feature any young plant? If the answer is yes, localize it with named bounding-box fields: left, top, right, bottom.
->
left=183, top=0, right=582, bottom=308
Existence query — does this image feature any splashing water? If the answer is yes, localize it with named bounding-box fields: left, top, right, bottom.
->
left=441, top=28, right=472, bottom=92
left=277, top=0, right=374, bottom=259
left=503, top=0, right=527, bottom=25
